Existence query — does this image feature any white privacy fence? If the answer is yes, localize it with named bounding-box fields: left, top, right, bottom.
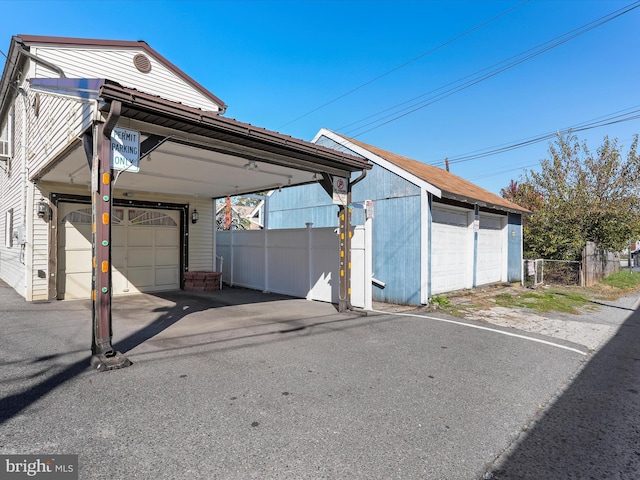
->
left=217, top=224, right=370, bottom=308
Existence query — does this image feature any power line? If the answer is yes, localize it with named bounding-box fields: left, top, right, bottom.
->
left=468, top=162, right=540, bottom=182
left=436, top=105, right=640, bottom=166
left=338, top=0, right=640, bottom=138
left=275, top=0, right=530, bottom=130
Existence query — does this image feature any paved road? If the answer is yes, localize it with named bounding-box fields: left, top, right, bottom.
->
left=483, top=295, right=640, bottom=479
left=0, top=281, right=632, bottom=479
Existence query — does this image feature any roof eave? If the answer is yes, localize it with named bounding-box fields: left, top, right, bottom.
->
left=313, top=128, right=441, bottom=197
left=97, top=81, right=371, bottom=174
left=441, top=191, right=530, bottom=215
left=16, top=34, right=228, bottom=114
left=0, top=36, right=27, bottom=125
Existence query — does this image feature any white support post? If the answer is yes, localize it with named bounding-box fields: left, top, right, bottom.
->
left=306, top=222, right=313, bottom=300
left=263, top=227, right=269, bottom=293
left=229, top=226, right=234, bottom=287
left=363, top=212, right=373, bottom=311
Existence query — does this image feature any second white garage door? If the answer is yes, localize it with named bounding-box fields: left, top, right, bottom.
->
left=476, top=214, right=505, bottom=286
left=57, top=203, right=180, bottom=300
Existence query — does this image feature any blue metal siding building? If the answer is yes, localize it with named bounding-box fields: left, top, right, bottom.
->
left=267, top=161, right=423, bottom=304
left=267, top=129, right=527, bottom=305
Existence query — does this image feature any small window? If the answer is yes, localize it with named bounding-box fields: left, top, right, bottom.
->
left=5, top=208, right=13, bottom=247
left=61, top=207, right=92, bottom=225
left=128, top=209, right=177, bottom=226
left=0, top=107, right=13, bottom=162
left=61, top=207, right=124, bottom=225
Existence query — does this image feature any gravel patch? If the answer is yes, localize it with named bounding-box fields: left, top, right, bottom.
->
left=465, top=306, right=615, bottom=351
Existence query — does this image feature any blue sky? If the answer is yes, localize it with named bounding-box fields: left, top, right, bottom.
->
left=1, top=0, right=639, bottom=194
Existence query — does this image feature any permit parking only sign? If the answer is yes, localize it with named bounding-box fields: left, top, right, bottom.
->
left=111, top=127, right=140, bottom=172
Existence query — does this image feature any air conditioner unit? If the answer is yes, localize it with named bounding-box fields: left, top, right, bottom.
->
left=0, top=139, right=9, bottom=161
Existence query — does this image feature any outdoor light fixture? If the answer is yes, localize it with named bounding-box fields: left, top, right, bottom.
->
left=191, top=209, right=199, bottom=224
left=37, top=199, right=48, bottom=219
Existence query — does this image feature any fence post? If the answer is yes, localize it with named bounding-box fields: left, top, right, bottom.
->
left=364, top=211, right=373, bottom=311
left=230, top=225, right=234, bottom=287
left=306, top=222, right=313, bottom=300
left=263, top=226, right=269, bottom=293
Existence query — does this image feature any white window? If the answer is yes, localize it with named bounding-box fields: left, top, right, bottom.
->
left=0, top=107, right=13, bottom=162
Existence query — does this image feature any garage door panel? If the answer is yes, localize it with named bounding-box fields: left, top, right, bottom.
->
left=432, top=223, right=468, bottom=293
left=61, top=272, right=92, bottom=299
left=112, top=247, right=126, bottom=268
left=64, top=249, right=93, bottom=273
left=156, top=267, right=179, bottom=286
left=128, top=228, right=153, bottom=247
left=58, top=203, right=180, bottom=299
left=156, top=248, right=179, bottom=266
left=63, top=224, right=92, bottom=248
left=127, top=248, right=154, bottom=268
left=128, top=268, right=154, bottom=288
left=477, top=214, right=504, bottom=285
left=156, top=229, right=179, bottom=247
left=112, top=269, right=128, bottom=293
left=113, top=227, right=126, bottom=247
left=432, top=206, right=471, bottom=295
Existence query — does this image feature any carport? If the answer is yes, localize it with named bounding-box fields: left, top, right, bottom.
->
left=29, top=78, right=371, bottom=370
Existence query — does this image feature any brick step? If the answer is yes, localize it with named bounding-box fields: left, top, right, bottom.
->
left=183, top=271, right=222, bottom=291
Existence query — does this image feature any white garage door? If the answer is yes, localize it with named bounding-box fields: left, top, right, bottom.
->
left=57, top=203, right=180, bottom=300
left=476, top=214, right=504, bottom=286
left=431, top=206, right=471, bottom=295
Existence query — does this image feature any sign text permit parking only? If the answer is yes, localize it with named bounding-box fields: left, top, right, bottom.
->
left=111, top=127, right=140, bottom=172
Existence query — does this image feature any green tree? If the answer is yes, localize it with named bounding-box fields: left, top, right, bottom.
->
left=502, top=134, right=640, bottom=260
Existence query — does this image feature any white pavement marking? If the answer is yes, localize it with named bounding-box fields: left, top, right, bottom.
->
left=370, top=309, right=588, bottom=356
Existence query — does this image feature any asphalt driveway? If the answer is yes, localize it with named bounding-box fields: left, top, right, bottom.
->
left=0, top=281, right=607, bottom=479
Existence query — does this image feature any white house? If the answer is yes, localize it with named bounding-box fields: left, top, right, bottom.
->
left=0, top=35, right=370, bottom=367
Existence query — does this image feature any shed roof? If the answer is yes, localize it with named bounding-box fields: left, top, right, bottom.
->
left=328, top=131, right=530, bottom=214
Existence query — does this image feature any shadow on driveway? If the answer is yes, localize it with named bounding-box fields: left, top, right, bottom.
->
left=0, top=286, right=347, bottom=425
left=484, top=305, right=640, bottom=479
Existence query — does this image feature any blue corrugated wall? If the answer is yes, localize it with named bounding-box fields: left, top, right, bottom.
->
left=268, top=136, right=422, bottom=304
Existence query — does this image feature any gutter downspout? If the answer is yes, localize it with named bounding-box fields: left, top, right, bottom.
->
left=351, top=169, right=367, bottom=188
left=16, top=87, right=32, bottom=299
left=17, top=45, right=66, bottom=78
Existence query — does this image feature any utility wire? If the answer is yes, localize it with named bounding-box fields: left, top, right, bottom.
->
left=436, top=105, right=640, bottom=166
left=275, top=0, right=530, bottom=130
left=338, top=0, right=640, bottom=138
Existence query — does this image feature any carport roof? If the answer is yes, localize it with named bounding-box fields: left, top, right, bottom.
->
left=98, top=79, right=371, bottom=173
left=31, top=78, right=371, bottom=198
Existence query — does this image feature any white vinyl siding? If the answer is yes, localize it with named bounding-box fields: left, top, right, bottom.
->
left=28, top=91, right=92, bottom=179
left=31, top=186, right=50, bottom=301
left=187, top=197, right=216, bottom=272
left=0, top=95, right=26, bottom=296
left=31, top=46, right=221, bottom=113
